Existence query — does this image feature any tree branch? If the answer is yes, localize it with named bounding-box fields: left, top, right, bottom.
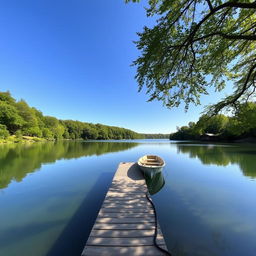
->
left=193, top=32, right=256, bottom=42
left=206, top=0, right=213, bottom=11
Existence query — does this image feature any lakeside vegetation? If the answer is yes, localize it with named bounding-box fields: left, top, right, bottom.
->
left=170, top=102, right=256, bottom=141
left=0, top=91, right=167, bottom=143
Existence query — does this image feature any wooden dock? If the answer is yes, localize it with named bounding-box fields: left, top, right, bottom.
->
left=82, top=162, right=168, bottom=256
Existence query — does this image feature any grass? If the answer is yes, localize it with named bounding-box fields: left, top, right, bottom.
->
left=0, top=135, right=47, bottom=144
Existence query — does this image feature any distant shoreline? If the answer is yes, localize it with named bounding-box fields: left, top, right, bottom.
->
left=0, top=137, right=171, bottom=144
left=170, top=137, right=256, bottom=143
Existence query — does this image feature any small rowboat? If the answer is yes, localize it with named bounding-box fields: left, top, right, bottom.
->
left=137, top=155, right=165, bottom=178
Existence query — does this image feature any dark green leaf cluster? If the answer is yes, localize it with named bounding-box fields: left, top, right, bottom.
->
left=0, top=91, right=142, bottom=140
left=170, top=102, right=256, bottom=140
left=141, top=133, right=169, bottom=139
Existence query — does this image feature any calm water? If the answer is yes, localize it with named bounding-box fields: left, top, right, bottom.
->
left=0, top=140, right=255, bottom=256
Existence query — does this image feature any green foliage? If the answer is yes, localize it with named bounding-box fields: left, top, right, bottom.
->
left=0, top=91, right=16, bottom=105
left=0, top=101, right=25, bottom=133
left=14, top=130, right=23, bottom=139
left=42, top=128, right=54, bottom=139
left=127, top=0, right=256, bottom=113
left=140, top=133, right=169, bottom=139
left=24, top=126, right=43, bottom=137
left=170, top=102, right=256, bottom=140
left=0, top=124, right=10, bottom=139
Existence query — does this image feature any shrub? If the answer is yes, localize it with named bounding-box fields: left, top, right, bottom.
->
left=0, top=124, right=10, bottom=139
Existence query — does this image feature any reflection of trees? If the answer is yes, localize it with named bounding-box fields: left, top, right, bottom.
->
left=177, top=144, right=256, bottom=178
left=0, top=141, right=138, bottom=189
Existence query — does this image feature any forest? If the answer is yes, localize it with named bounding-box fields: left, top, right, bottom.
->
left=0, top=91, right=147, bottom=141
left=170, top=102, right=256, bottom=141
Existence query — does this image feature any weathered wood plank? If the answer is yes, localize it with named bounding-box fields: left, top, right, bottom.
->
left=104, top=198, right=149, bottom=203
left=102, top=202, right=151, bottom=208
left=86, top=237, right=164, bottom=246
left=93, top=223, right=155, bottom=230
left=106, top=194, right=145, bottom=199
left=96, top=217, right=155, bottom=224
left=98, top=212, right=154, bottom=218
left=89, top=229, right=155, bottom=238
left=99, top=208, right=154, bottom=213
left=103, top=199, right=151, bottom=206
left=82, top=246, right=167, bottom=256
left=108, top=189, right=146, bottom=194
left=87, top=237, right=166, bottom=246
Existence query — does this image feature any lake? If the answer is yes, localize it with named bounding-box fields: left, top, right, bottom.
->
left=0, top=140, right=255, bottom=256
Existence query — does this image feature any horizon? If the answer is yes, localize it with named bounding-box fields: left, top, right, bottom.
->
left=0, top=0, right=233, bottom=133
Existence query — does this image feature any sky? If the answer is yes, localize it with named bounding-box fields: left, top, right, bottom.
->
left=0, top=0, right=232, bottom=133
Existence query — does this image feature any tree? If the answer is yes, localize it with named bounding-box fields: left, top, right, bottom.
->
left=227, top=102, right=256, bottom=135
left=16, top=100, right=41, bottom=136
left=43, top=116, right=65, bottom=139
left=196, top=114, right=229, bottom=134
left=0, top=124, right=10, bottom=139
left=0, top=101, right=24, bottom=133
left=0, top=91, right=16, bottom=105
left=126, top=0, right=256, bottom=114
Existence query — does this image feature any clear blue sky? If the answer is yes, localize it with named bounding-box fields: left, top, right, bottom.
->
left=0, top=0, right=232, bottom=133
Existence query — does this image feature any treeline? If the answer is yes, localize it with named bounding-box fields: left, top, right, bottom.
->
left=170, top=102, right=256, bottom=141
left=142, top=133, right=169, bottom=139
left=0, top=91, right=143, bottom=140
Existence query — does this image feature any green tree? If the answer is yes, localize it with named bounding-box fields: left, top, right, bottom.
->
left=197, top=114, right=229, bottom=134
left=82, top=127, right=99, bottom=140
left=227, top=102, right=256, bottom=136
left=16, top=100, right=41, bottom=136
left=43, top=116, right=65, bottom=139
left=0, top=101, right=24, bottom=133
left=42, top=128, right=54, bottom=139
left=25, top=126, right=43, bottom=137
left=127, top=0, right=256, bottom=113
left=0, top=91, right=16, bottom=105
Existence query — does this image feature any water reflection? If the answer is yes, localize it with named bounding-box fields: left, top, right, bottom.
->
left=0, top=141, right=139, bottom=189
left=176, top=143, right=256, bottom=178
left=145, top=171, right=165, bottom=195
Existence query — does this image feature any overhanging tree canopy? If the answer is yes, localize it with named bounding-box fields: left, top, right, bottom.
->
left=127, top=0, right=256, bottom=114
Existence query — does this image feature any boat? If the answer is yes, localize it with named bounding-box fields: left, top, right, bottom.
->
left=137, top=155, right=165, bottom=178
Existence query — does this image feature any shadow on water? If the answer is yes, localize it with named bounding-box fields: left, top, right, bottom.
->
left=46, top=172, right=112, bottom=256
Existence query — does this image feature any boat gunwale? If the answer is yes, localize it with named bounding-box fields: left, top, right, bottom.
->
left=137, top=155, right=165, bottom=169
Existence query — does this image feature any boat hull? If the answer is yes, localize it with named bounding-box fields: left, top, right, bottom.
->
left=139, top=165, right=163, bottom=178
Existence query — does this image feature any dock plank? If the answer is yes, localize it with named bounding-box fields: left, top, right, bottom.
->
left=90, top=229, right=155, bottom=238
left=86, top=237, right=165, bottom=246
left=98, top=212, right=154, bottom=218
left=96, top=217, right=155, bottom=224
left=83, top=246, right=167, bottom=256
